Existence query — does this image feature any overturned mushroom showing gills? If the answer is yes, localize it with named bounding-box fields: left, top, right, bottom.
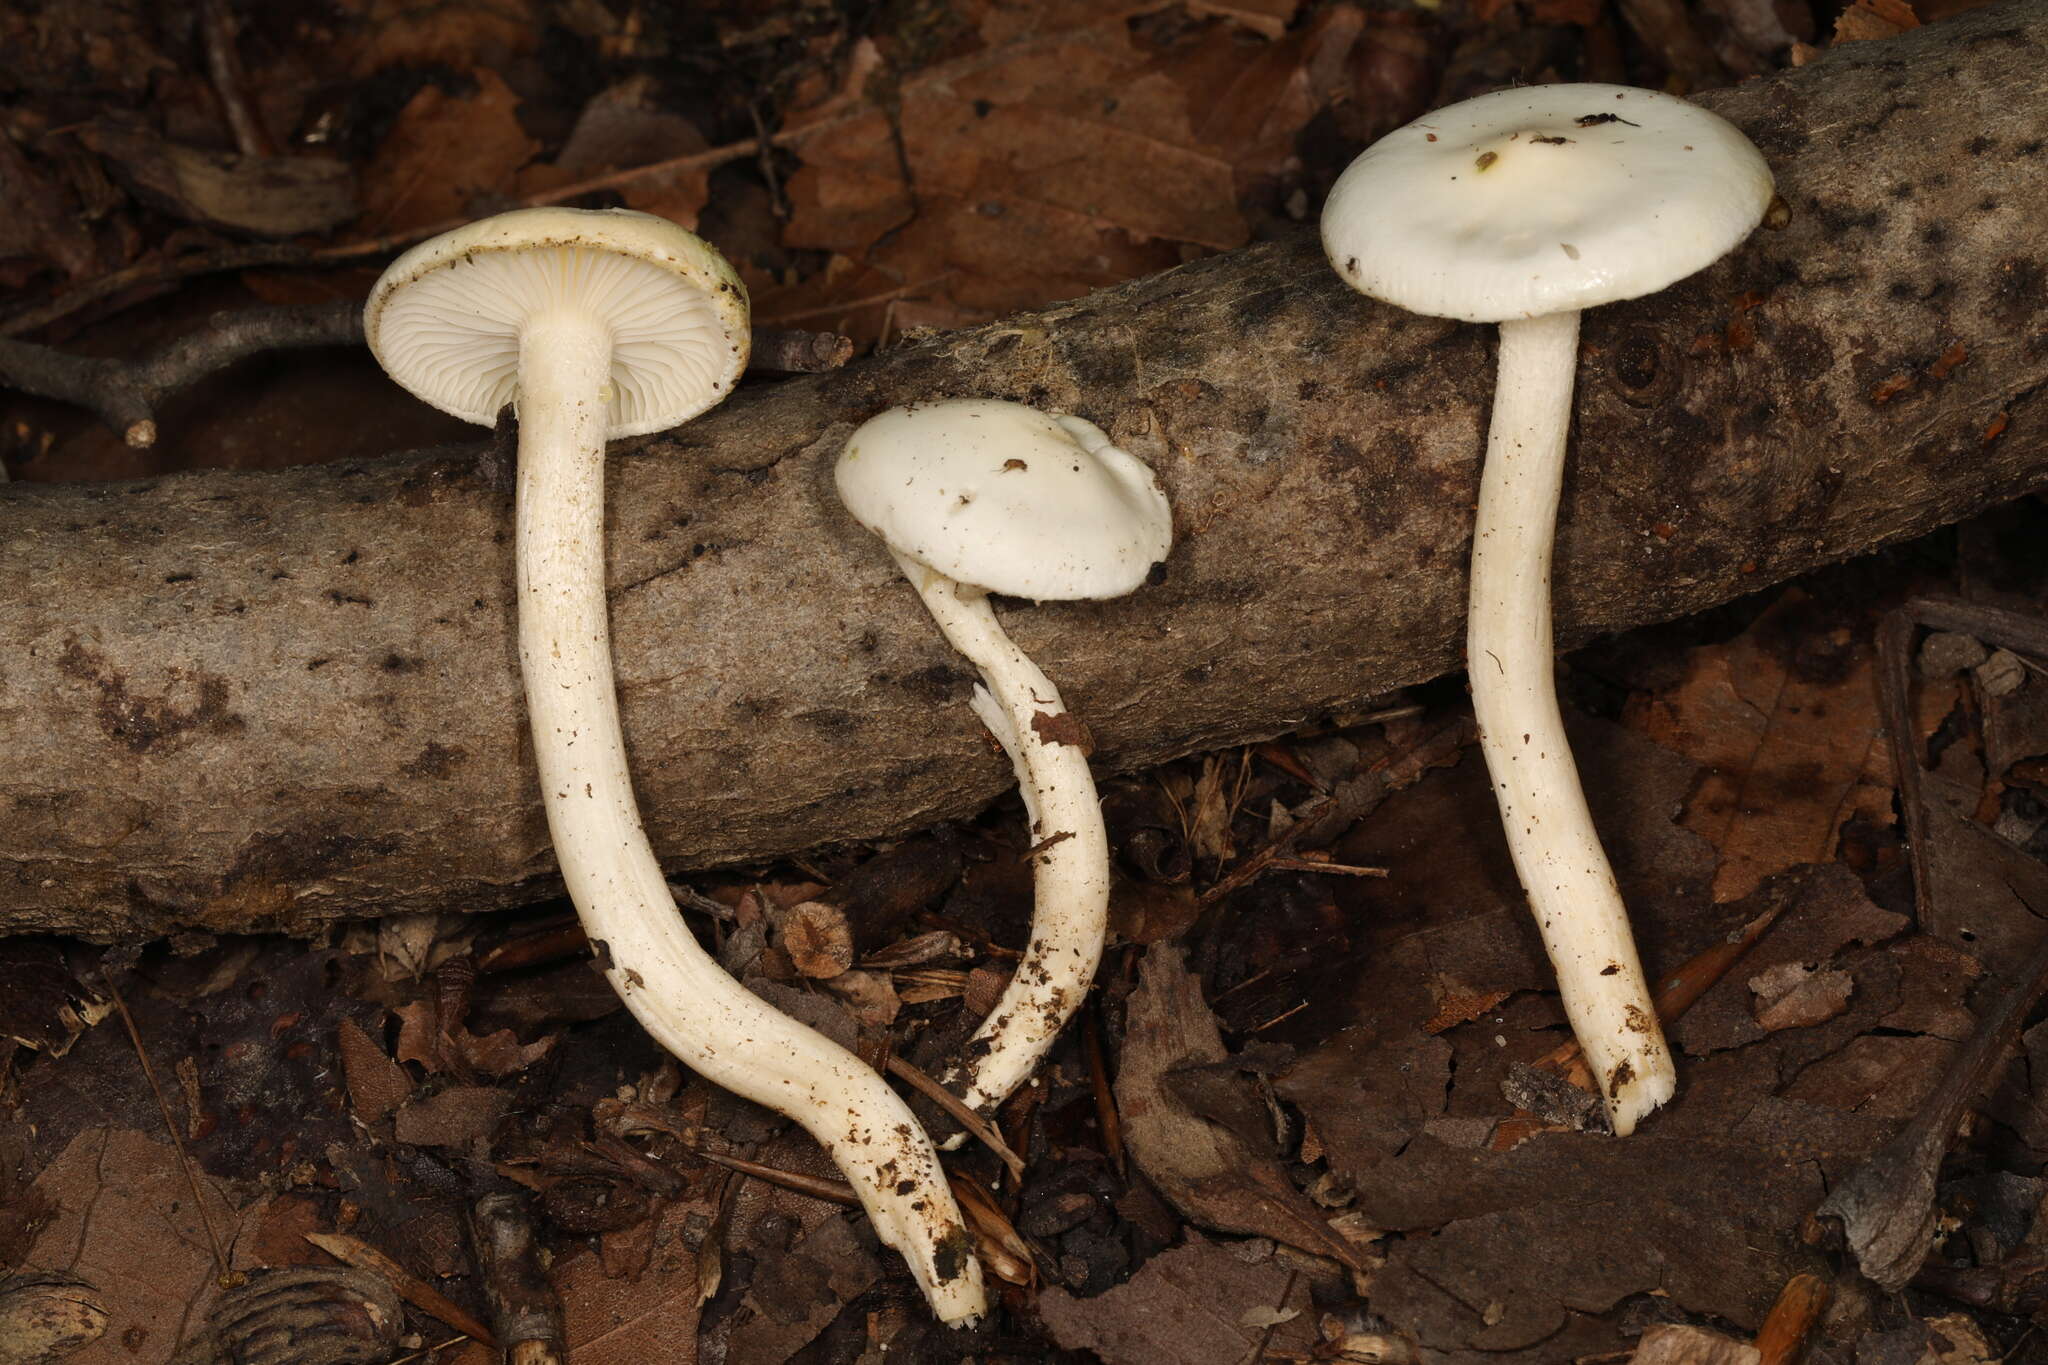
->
left=365, top=207, right=984, bottom=1324
left=837, top=399, right=1172, bottom=1121
left=1320, top=85, right=1774, bottom=1134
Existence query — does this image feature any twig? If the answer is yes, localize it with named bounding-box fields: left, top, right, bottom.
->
left=1261, top=855, right=1386, bottom=879
left=0, top=309, right=854, bottom=451
left=373, top=1335, right=471, bottom=1365
left=689, top=1147, right=859, bottom=1205
left=305, top=1231, right=499, bottom=1347
left=886, top=1053, right=1028, bottom=1183
left=0, top=303, right=362, bottom=447
left=200, top=0, right=274, bottom=158
left=1811, top=887, right=2048, bottom=1291
left=1204, top=713, right=1474, bottom=907
left=755, top=275, right=959, bottom=329
left=1247, top=999, right=1310, bottom=1032
left=0, top=243, right=354, bottom=339
left=101, top=969, right=229, bottom=1279
left=1084, top=1003, right=1125, bottom=1179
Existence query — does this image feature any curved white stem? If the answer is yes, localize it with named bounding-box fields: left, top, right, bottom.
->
left=1468, top=310, right=1675, bottom=1136
left=514, top=317, right=984, bottom=1323
left=896, top=553, right=1110, bottom=1121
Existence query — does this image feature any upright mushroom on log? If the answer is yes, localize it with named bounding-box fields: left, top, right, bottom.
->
left=0, top=6, right=2043, bottom=939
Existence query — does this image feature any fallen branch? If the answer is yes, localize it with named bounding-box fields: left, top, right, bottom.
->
left=1, top=6, right=2045, bottom=938
left=0, top=303, right=363, bottom=447
left=0, top=307, right=854, bottom=448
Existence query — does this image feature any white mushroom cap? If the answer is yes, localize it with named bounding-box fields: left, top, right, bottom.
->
left=365, top=206, right=750, bottom=436
left=836, top=399, right=1172, bottom=601
left=1321, top=84, right=1774, bottom=324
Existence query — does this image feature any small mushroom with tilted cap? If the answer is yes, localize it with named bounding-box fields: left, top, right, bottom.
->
left=836, top=398, right=1172, bottom=1125
left=1320, top=84, right=1776, bottom=1135
left=365, top=206, right=984, bottom=1324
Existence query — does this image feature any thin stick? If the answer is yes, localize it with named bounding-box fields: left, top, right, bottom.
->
left=200, top=0, right=274, bottom=158
left=689, top=1148, right=859, bottom=1206
left=377, top=1335, right=472, bottom=1365
left=1261, top=856, right=1387, bottom=879
left=1084, top=1004, right=1125, bottom=1178
left=102, top=970, right=229, bottom=1278
left=885, top=1053, right=1027, bottom=1183
left=755, top=275, right=958, bottom=328
left=305, top=1231, right=499, bottom=1347
left=0, top=303, right=363, bottom=446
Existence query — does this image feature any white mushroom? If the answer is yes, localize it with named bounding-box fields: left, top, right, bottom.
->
left=1320, top=85, right=1774, bottom=1134
left=836, top=399, right=1172, bottom=1122
left=365, top=207, right=984, bottom=1324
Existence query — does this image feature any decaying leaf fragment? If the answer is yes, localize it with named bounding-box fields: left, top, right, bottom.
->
left=1116, top=943, right=1370, bottom=1270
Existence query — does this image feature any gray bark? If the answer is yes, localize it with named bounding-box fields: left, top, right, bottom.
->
left=4, top=4, right=2046, bottom=939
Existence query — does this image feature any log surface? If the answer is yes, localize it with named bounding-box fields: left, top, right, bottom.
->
left=5, top=5, right=2046, bottom=938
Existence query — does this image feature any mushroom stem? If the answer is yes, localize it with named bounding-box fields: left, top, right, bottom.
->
left=895, top=551, right=1111, bottom=1119
left=513, top=319, right=985, bottom=1324
left=1468, top=309, right=1676, bottom=1136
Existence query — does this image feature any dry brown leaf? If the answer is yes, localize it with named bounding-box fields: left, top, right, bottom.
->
left=1276, top=1026, right=1451, bottom=1168
left=555, top=1198, right=712, bottom=1365
left=1630, top=1323, right=1760, bottom=1364
left=776, top=1, right=1350, bottom=339
left=16, top=1128, right=255, bottom=1364
left=1832, top=0, right=1921, bottom=43
left=392, top=997, right=553, bottom=1079
left=1037, top=1233, right=1319, bottom=1364
left=1176, top=7, right=1366, bottom=175
left=1781, top=1033, right=1955, bottom=1120
left=336, top=1016, right=411, bottom=1123
left=360, top=68, right=538, bottom=235
left=1185, top=0, right=1303, bottom=41
left=1116, top=944, right=1371, bottom=1270
left=1674, top=864, right=1905, bottom=1058
left=747, top=255, right=971, bottom=339
left=724, top=1214, right=882, bottom=1363
left=1110, top=878, right=1202, bottom=944
left=820, top=968, right=901, bottom=1029
left=1625, top=591, right=1897, bottom=903
left=346, top=0, right=538, bottom=74
left=1525, top=0, right=1607, bottom=23
left=519, top=75, right=713, bottom=229
left=861, top=929, right=965, bottom=970
left=1749, top=962, right=1854, bottom=1032
left=393, top=1084, right=512, bottom=1150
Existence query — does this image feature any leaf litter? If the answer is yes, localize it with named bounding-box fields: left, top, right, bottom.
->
left=3, top=0, right=2047, bottom=1361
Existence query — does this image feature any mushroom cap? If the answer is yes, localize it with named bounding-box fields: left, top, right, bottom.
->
left=1321, top=83, right=1774, bottom=324
left=365, top=206, right=750, bottom=436
left=836, top=399, right=1173, bottom=601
